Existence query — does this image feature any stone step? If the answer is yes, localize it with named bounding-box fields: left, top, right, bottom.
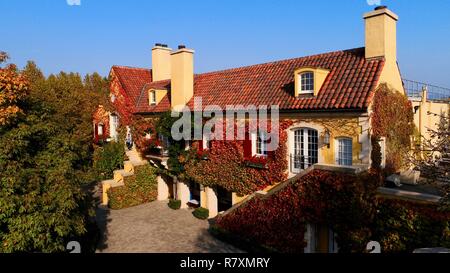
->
left=124, top=160, right=148, bottom=173
left=113, top=169, right=134, bottom=183
left=101, top=179, right=125, bottom=206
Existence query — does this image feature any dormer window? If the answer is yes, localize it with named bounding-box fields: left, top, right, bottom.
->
left=300, top=72, right=314, bottom=94
left=149, top=90, right=156, bottom=105
left=294, top=67, right=330, bottom=97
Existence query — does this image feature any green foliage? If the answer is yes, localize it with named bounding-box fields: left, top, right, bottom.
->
left=371, top=84, right=414, bottom=173
left=108, top=164, right=158, bottom=210
left=373, top=199, right=450, bottom=252
left=93, top=142, right=125, bottom=180
left=0, top=60, right=107, bottom=252
left=193, top=207, right=209, bottom=220
left=168, top=199, right=181, bottom=210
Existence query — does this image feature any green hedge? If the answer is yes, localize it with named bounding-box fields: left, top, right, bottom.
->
left=93, top=141, right=124, bottom=180
left=108, top=164, right=158, bottom=210
left=193, top=207, right=209, bottom=220
left=168, top=199, right=181, bottom=210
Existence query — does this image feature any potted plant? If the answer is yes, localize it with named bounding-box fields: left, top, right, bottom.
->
left=193, top=207, right=209, bottom=220
left=168, top=199, right=181, bottom=210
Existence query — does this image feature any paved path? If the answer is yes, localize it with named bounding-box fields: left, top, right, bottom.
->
left=96, top=201, right=243, bottom=253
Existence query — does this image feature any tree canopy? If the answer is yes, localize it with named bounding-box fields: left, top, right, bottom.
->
left=0, top=55, right=108, bottom=252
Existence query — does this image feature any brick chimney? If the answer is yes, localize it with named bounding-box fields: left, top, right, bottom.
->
left=171, top=45, right=194, bottom=111
left=152, top=43, right=172, bottom=82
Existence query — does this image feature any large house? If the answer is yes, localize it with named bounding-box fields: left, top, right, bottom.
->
left=94, top=7, right=439, bottom=224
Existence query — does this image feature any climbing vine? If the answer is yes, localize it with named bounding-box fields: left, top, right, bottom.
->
left=215, top=169, right=449, bottom=253
left=182, top=120, right=292, bottom=195
left=371, top=84, right=414, bottom=173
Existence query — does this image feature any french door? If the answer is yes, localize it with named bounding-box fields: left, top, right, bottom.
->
left=292, top=128, right=319, bottom=173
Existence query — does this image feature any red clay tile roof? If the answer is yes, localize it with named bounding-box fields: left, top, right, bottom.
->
left=111, top=48, right=385, bottom=114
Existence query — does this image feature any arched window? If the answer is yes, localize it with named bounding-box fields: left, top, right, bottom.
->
left=300, top=72, right=314, bottom=94
left=291, top=128, right=319, bottom=173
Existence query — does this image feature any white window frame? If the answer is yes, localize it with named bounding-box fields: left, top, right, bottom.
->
left=98, top=123, right=104, bottom=136
left=257, top=131, right=268, bottom=157
left=335, top=137, right=353, bottom=166
left=299, top=71, right=314, bottom=94
left=252, top=131, right=268, bottom=157
left=291, top=128, right=319, bottom=173
left=149, top=90, right=156, bottom=105
left=379, top=137, right=386, bottom=168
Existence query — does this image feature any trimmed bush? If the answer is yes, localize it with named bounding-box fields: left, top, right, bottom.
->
left=108, top=164, right=158, bottom=210
left=168, top=199, right=181, bottom=210
left=193, top=207, right=209, bottom=220
left=93, top=141, right=124, bottom=180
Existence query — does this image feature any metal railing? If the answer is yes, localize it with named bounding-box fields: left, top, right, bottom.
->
left=403, top=79, right=450, bottom=102
left=290, top=154, right=316, bottom=174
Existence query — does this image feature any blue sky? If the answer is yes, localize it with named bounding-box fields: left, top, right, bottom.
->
left=1, top=0, right=450, bottom=87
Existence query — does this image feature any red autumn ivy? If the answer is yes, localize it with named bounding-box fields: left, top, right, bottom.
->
left=216, top=169, right=450, bottom=253
left=370, top=84, right=414, bottom=173
left=183, top=120, right=293, bottom=195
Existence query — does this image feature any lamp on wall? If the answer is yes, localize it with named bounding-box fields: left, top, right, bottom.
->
left=323, top=129, right=331, bottom=148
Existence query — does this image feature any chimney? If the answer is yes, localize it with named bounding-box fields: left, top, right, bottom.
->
left=152, top=43, right=172, bottom=82
left=171, top=45, right=194, bottom=111
left=364, top=6, right=399, bottom=63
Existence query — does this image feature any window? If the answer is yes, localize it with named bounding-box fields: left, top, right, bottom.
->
left=149, top=90, right=156, bottom=105
left=292, top=128, right=318, bottom=173
left=336, top=138, right=353, bottom=166
left=256, top=131, right=269, bottom=156
left=98, top=123, right=104, bottom=136
left=300, top=72, right=314, bottom=93
left=378, top=137, right=386, bottom=168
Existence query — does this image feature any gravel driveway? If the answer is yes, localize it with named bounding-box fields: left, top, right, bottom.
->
left=96, top=201, right=242, bottom=253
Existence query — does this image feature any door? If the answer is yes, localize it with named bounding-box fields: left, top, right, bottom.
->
left=292, top=129, right=319, bottom=173
left=109, top=114, right=119, bottom=141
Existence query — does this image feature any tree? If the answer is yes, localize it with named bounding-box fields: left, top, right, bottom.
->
left=410, top=112, right=450, bottom=211
left=0, top=57, right=108, bottom=252
left=0, top=54, right=29, bottom=127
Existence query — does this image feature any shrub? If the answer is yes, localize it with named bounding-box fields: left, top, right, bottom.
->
left=108, top=164, right=158, bottom=210
left=93, top=141, right=124, bottom=180
left=168, top=199, right=181, bottom=210
left=193, top=207, right=209, bottom=220
left=216, top=169, right=449, bottom=253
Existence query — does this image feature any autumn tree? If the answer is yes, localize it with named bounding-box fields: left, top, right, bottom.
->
left=0, top=53, right=29, bottom=127
left=0, top=56, right=107, bottom=252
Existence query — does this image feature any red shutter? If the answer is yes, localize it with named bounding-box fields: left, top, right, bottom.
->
left=94, top=124, right=98, bottom=138
left=243, top=130, right=252, bottom=159
left=198, top=139, right=204, bottom=151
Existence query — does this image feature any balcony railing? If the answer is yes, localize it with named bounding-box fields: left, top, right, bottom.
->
left=403, top=79, right=450, bottom=102
left=290, top=154, right=316, bottom=174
